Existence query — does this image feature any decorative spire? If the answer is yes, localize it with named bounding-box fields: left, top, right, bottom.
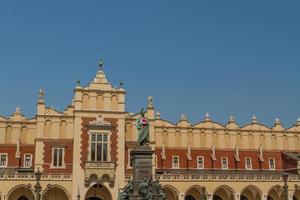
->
left=252, top=115, right=258, bottom=124
left=181, top=114, right=187, bottom=121
left=229, top=115, right=236, bottom=123
left=296, top=118, right=300, bottom=126
left=15, top=106, right=21, bottom=115
left=147, top=96, right=154, bottom=109
left=76, top=79, right=81, bottom=87
left=98, top=58, right=104, bottom=70
left=119, top=80, right=124, bottom=88
left=205, top=112, right=211, bottom=122
left=155, top=111, right=161, bottom=119
left=275, top=118, right=281, bottom=125
left=38, top=89, right=45, bottom=103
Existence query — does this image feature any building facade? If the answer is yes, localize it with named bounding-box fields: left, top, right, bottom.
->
left=0, top=63, right=300, bottom=200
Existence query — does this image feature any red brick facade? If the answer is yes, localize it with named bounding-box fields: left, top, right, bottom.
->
left=0, top=144, right=35, bottom=168
left=153, top=148, right=283, bottom=171
left=42, top=139, right=73, bottom=173
left=80, top=117, right=119, bottom=169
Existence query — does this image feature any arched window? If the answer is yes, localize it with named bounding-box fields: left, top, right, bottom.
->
left=59, top=120, right=67, bottom=138
left=111, top=95, right=118, bottom=110
left=20, top=126, right=28, bottom=144
left=82, top=94, right=90, bottom=109
left=44, top=120, right=52, bottom=138
left=125, top=123, right=133, bottom=140
left=96, top=94, right=104, bottom=110
left=5, top=125, right=13, bottom=144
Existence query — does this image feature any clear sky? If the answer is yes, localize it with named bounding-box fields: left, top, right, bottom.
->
left=0, top=1, right=299, bottom=127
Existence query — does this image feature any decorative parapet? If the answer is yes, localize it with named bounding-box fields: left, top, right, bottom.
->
left=154, top=169, right=299, bottom=182
left=0, top=172, right=72, bottom=181
left=84, top=161, right=116, bottom=187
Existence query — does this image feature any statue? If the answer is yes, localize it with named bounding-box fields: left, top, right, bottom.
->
left=139, top=178, right=153, bottom=200
left=136, top=108, right=150, bottom=146
left=152, top=179, right=166, bottom=200
left=118, top=180, right=133, bottom=200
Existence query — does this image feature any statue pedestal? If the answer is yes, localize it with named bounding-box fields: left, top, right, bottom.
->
left=120, top=145, right=165, bottom=200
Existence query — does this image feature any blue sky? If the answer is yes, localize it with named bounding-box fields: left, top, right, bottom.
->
left=0, top=1, right=299, bottom=127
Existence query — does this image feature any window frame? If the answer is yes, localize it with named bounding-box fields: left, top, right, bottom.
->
left=197, top=156, right=204, bottom=169
left=172, top=156, right=180, bottom=169
left=50, top=147, right=65, bottom=169
left=88, top=131, right=111, bottom=162
left=23, top=154, right=33, bottom=168
left=245, top=157, right=252, bottom=170
left=269, top=158, right=276, bottom=170
left=0, top=153, right=8, bottom=168
left=221, top=156, right=228, bottom=170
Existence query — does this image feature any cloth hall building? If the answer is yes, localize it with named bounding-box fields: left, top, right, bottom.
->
left=0, top=63, right=300, bottom=200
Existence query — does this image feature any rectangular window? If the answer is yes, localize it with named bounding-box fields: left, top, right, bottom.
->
left=24, top=154, right=32, bottom=168
left=172, top=156, right=179, bottom=169
left=245, top=157, right=252, bottom=170
left=269, top=158, right=275, bottom=170
left=197, top=156, right=204, bottom=169
left=221, top=157, right=228, bottom=169
left=52, top=148, right=64, bottom=168
left=0, top=154, right=7, bottom=167
left=90, top=132, right=109, bottom=162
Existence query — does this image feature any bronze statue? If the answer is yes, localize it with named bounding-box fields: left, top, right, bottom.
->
left=136, top=109, right=150, bottom=146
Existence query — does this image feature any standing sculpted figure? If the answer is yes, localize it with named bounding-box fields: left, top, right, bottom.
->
left=136, top=108, right=150, bottom=146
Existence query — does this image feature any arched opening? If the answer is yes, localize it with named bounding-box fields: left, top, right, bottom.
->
left=18, top=196, right=29, bottom=200
left=96, top=94, right=104, bottom=110
left=185, top=186, right=203, bottom=200
left=85, top=183, right=112, bottom=200
left=163, top=185, right=179, bottom=200
left=111, top=95, right=118, bottom=110
left=125, top=123, right=133, bottom=140
left=82, top=94, right=90, bottom=109
left=43, top=186, right=69, bottom=200
left=213, top=186, right=235, bottom=200
left=267, top=185, right=284, bottom=200
left=20, top=126, right=28, bottom=144
left=293, top=188, right=300, bottom=200
left=59, top=120, right=67, bottom=138
left=5, top=125, right=13, bottom=144
left=7, top=185, right=34, bottom=200
left=240, top=186, right=262, bottom=200
left=44, top=120, right=52, bottom=138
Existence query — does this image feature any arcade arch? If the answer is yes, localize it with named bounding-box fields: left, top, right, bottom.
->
left=185, top=185, right=204, bottom=200
left=213, top=185, right=235, bottom=200
left=163, top=185, right=179, bottom=200
left=42, top=185, right=69, bottom=200
left=267, top=185, right=284, bottom=200
left=85, top=183, right=112, bottom=200
left=7, top=185, right=34, bottom=200
left=240, top=185, right=262, bottom=200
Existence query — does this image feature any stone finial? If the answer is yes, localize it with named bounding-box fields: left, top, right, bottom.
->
left=229, top=115, right=236, bottom=123
left=98, top=58, right=104, bottom=70
left=38, top=89, right=45, bottom=103
left=147, top=96, right=154, bottom=109
left=15, top=107, right=21, bottom=115
left=205, top=112, right=211, bottom=122
left=296, top=118, right=300, bottom=126
left=252, top=115, right=258, bottom=124
left=155, top=111, right=161, bottom=119
left=275, top=118, right=281, bottom=125
left=119, top=80, right=124, bottom=88
left=181, top=114, right=187, bottom=121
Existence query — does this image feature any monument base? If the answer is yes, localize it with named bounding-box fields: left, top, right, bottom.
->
left=118, top=145, right=165, bottom=200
